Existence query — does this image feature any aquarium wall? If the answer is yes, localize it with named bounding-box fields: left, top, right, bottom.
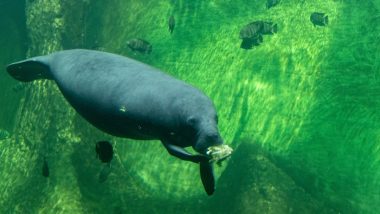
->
left=1, top=0, right=380, bottom=213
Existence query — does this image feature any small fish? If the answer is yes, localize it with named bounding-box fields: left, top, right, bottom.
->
left=240, top=35, right=263, bottom=49
left=310, top=12, right=328, bottom=27
left=96, top=141, right=113, bottom=163
left=127, top=38, right=152, bottom=54
left=240, top=21, right=264, bottom=39
left=169, top=15, right=175, bottom=34
left=0, top=129, right=10, bottom=140
left=261, top=21, right=277, bottom=35
left=99, top=164, right=112, bottom=183
left=42, top=157, right=49, bottom=177
left=267, top=0, right=280, bottom=9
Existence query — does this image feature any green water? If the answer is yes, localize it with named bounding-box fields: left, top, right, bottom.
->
left=1, top=0, right=380, bottom=213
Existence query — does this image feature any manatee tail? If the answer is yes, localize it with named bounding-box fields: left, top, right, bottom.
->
left=6, top=57, right=52, bottom=82
left=200, top=161, right=215, bottom=196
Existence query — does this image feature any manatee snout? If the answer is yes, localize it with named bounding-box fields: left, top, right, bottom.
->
left=194, top=132, right=224, bottom=155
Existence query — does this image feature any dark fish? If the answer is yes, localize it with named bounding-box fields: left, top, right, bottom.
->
left=240, top=35, right=263, bottom=49
left=267, top=0, right=280, bottom=9
left=99, top=164, right=112, bottom=183
left=96, top=141, right=113, bottom=163
left=261, top=21, right=277, bottom=35
left=169, top=15, right=175, bottom=34
left=310, top=12, right=328, bottom=26
left=240, top=21, right=264, bottom=39
left=127, top=38, right=152, bottom=54
left=0, top=129, right=10, bottom=140
left=42, top=157, right=49, bottom=177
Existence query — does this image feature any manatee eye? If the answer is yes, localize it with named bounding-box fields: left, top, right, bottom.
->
left=187, top=116, right=198, bottom=127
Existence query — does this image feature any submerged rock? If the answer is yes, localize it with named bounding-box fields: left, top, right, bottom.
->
left=208, top=142, right=334, bottom=213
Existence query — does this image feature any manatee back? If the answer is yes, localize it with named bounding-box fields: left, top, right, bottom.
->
left=45, top=50, right=213, bottom=136
left=47, top=49, right=186, bottom=109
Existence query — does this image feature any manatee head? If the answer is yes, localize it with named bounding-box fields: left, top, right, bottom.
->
left=192, top=117, right=223, bottom=155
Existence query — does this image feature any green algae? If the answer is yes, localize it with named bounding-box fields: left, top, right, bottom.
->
left=1, top=0, right=380, bottom=213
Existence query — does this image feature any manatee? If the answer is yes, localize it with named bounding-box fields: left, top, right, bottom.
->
left=310, top=12, right=328, bottom=27
left=127, top=38, right=152, bottom=54
left=6, top=49, right=227, bottom=195
left=168, top=15, right=175, bottom=34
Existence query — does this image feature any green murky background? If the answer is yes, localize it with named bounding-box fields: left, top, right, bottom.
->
left=1, top=0, right=380, bottom=213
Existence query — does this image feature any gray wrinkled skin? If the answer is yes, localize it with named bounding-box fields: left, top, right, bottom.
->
left=7, top=49, right=223, bottom=155
left=7, top=49, right=224, bottom=195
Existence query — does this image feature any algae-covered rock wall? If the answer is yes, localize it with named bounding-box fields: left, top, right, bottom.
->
left=1, top=0, right=380, bottom=213
left=0, top=0, right=27, bottom=129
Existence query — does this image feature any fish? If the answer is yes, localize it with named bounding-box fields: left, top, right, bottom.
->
left=127, top=38, right=152, bottom=54
left=42, top=157, right=49, bottom=177
left=99, top=165, right=112, bottom=183
left=0, top=129, right=10, bottom=140
left=96, top=141, right=113, bottom=163
left=240, top=35, right=263, bottom=49
left=261, top=21, right=278, bottom=35
left=266, top=0, right=280, bottom=9
left=239, top=20, right=277, bottom=50
left=169, top=15, right=175, bottom=34
left=240, top=21, right=264, bottom=39
left=310, top=12, right=328, bottom=27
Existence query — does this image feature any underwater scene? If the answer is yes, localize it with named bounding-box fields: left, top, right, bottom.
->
left=1, top=0, right=380, bottom=213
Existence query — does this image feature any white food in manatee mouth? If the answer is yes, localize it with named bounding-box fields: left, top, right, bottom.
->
left=206, top=145, right=233, bottom=163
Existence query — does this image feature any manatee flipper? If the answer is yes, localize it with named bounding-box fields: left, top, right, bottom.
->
left=162, top=141, right=209, bottom=163
left=200, top=161, right=215, bottom=195
left=6, top=57, right=52, bottom=82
